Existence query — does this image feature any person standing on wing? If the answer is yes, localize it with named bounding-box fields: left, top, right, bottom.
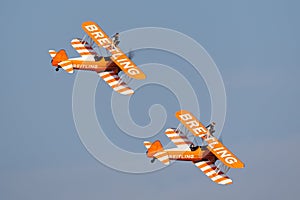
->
left=206, top=122, right=216, bottom=138
left=111, top=33, right=120, bottom=47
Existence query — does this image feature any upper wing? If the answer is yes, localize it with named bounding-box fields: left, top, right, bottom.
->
left=193, top=160, right=232, bottom=185
left=165, top=128, right=192, bottom=149
left=98, top=71, right=134, bottom=95
left=81, top=21, right=146, bottom=80
left=71, top=38, right=97, bottom=61
left=176, top=110, right=244, bottom=168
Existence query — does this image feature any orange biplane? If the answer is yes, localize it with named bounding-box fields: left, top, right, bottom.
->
left=144, top=110, right=244, bottom=185
left=49, top=21, right=146, bottom=95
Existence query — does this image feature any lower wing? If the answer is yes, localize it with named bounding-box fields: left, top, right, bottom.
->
left=193, top=160, right=232, bottom=185
left=98, top=71, right=134, bottom=95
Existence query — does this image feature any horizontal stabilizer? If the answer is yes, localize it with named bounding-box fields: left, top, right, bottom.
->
left=58, top=60, right=74, bottom=73
left=154, top=151, right=170, bottom=165
left=146, top=140, right=169, bottom=165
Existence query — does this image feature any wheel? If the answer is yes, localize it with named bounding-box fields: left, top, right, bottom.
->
left=55, top=68, right=59, bottom=71
left=151, top=158, right=155, bottom=163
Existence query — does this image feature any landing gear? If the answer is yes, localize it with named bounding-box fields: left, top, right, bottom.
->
left=94, top=55, right=102, bottom=61
left=150, top=158, right=156, bottom=163
left=56, top=65, right=61, bottom=71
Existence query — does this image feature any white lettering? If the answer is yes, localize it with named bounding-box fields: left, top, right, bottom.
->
left=128, top=68, right=139, bottom=75
left=84, top=25, right=141, bottom=76
left=213, top=147, right=224, bottom=151
left=75, top=64, right=98, bottom=69
left=92, top=31, right=104, bottom=39
left=111, top=52, right=123, bottom=60
left=169, top=154, right=194, bottom=159
left=116, top=58, right=127, bottom=63
left=179, top=114, right=192, bottom=121
left=193, top=127, right=207, bottom=136
left=98, top=38, right=110, bottom=45
left=119, top=61, right=132, bottom=69
left=208, top=141, right=218, bottom=148
left=186, top=120, right=199, bottom=128
left=216, top=149, right=231, bottom=158
left=225, top=157, right=237, bottom=164
left=85, top=25, right=98, bottom=31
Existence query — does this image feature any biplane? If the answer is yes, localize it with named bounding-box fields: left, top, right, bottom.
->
left=48, top=21, right=146, bottom=95
left=144, top=110, right=244, bottom=185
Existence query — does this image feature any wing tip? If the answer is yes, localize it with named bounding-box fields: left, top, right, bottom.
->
left=120, top=89, right=134, bottom=96
left=165, top=128, right=175, bottom=133
left=218, top=179, right=233, bottom=185
left=175, top=109, right=190, bottom=116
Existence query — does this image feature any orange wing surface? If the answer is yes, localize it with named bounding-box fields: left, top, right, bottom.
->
left=81, top=21, right=146, bottom=80
left=176, top=110, right=244, bottom=168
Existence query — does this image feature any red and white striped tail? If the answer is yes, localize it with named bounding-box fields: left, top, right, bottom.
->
left=154, top=151, right=170, bottom=165
left=98, top=71, right=134, bottom=95
left=58, top=60, right=74, bottom=73
left=194, top=160, right=232, bottom=185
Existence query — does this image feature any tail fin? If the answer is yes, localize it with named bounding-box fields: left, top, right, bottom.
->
left=146, top=140, right=164, bottom=157
left=146, top=140, right=170, bottom=165
left=51, top=49, right=68, bottom=66
left=51, top=49, right=73, bottom=73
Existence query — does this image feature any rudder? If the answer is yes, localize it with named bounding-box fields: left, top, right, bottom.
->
left=51, top=49, right=74, bottom=73
left=146, top=140, right=170, bottom=165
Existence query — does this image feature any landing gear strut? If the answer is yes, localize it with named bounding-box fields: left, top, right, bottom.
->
left=150, top=158, right=156, bottom=163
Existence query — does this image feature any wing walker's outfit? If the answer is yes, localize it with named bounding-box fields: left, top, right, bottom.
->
left=112, top=33, right=120, bottom=47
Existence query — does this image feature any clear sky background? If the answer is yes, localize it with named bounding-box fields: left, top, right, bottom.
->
left=1, top=0, right=300, bottom=199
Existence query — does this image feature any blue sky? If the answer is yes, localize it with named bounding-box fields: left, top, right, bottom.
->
left=1, top=0, right=300, bottom=199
